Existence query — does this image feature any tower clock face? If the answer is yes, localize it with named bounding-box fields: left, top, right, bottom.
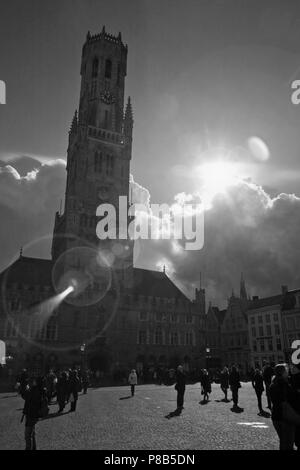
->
left=100, top=90, right=115, bottom=104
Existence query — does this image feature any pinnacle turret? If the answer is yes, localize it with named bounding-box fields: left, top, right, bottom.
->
left=69, top=110, right=78, bottom=134
left=125, top=96, right=133, bottom=121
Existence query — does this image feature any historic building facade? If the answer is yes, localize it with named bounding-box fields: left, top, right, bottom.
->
left=247, top=286, right=300, bottom=368
left=0, top=28, right=206, bottom=377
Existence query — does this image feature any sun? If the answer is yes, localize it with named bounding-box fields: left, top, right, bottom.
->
left=198, top=160, right=240, bottom=206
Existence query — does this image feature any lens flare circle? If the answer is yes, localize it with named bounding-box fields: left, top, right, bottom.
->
left=0, top=234, right=122, bottom=353
left=52, top=246, right=112, bottom=307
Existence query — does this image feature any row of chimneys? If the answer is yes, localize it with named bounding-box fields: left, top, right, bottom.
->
left=251, top=285, right=289, bottom=301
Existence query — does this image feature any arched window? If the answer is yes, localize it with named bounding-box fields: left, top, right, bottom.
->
left=105, top=59, right=112, bottom=79
left=92, top=57, right=99, bottom=78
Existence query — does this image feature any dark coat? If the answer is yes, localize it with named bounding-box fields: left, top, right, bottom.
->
left=201, top=375, right=211, bottom=394
left=175, top=371, right=186, bottom=391
left=68, top=374, right=80, bottom=400
left=229, top=370, right=241, bottom=390
left=269, top=377, right=299, bottom=421
left=56, top=376, right=69, bottom=400
left=252, top=372, right=264, bottom=393
left=262, top=365, right=274, bottom=385
left=23, top=386, right=42, bottom=426
left=220, top=371, right=229, bottom=389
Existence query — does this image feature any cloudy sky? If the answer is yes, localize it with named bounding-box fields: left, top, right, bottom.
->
left=1, top=0, right=300, bottom=307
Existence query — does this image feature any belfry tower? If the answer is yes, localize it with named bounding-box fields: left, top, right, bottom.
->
left=51, top=28, right=134, bottom=271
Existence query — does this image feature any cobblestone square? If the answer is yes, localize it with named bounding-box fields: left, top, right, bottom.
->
left=0, top=382, right=278, bottom=450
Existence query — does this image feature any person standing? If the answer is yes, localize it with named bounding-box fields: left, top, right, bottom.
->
left=252, top=368, right=265, bottom=414
left=68, top=369, right=80, bottom=412
left=19, top=369, right=29, bottom=400
left=45, top=369, right=57, bottom=404
left=200, top=369, right=212, bottom=402
left=229, top=365, right=243, bottom=411
left=81, top=369, right=89, bottom=394
left=56, top=371, right=69, bottom=413
left=128, top=369, right=138, bottom=396
left=22, top=378, right=42, bottom=450
left=220, top=366, right=230, bottom=402
left=269, top=363, right=300, bottom=450
left=175, top=365, right=186, bottom=411
left=262, top=361, right=274, bottom=409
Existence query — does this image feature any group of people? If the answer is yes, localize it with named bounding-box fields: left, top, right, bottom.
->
left=172, top=361, right=300, bottom=451
left=18, top=367, right=90, bottom=450
left=17, top=360, right=300, bottom=451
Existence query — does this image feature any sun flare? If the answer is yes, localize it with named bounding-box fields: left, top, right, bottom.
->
left=198, top=160, right=241, bottom=206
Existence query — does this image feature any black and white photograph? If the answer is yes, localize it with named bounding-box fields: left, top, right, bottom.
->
left=0, top=0, right=300, bottom=453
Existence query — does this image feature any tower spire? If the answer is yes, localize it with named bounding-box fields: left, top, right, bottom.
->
left=240, top=272, right=248, bottom=300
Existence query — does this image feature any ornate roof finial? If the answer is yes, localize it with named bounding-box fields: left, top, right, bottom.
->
left=70, top=109, right=78, bottom=134
left=102, top=25, right=106, bottom=34
left=125, top=96, right=133, bottom=120
left=118, top=32, right=122, bottom=41
left=87, top=31, right=91, bottom=40
left=163, top=264, right=166, bottom=273
left=20, top=247, right=23, bottom=257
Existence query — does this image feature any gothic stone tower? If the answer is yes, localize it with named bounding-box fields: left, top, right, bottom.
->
left=51, top=27, right=134, bottom=273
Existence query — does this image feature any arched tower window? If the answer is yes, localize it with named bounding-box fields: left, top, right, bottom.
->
left=105, top=59, right=112, bottom=79
left=92, top=57, right=99, bottom=78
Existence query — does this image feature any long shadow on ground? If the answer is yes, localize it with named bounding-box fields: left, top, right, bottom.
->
left=165, top=409, right=182, bottom=419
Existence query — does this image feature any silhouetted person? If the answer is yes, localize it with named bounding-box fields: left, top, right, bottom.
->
left=128, top=369, right=138, bottom=396
left=175, top=365, right=186, bottom=410
left=252, top=368, right=264, bottom=414
left=19, top=369, right=29, bottom=400
left=220, top=366, right=230, bottom=401
left=262, top=361, right=274, bottom=409
left=68, top=370, right=80, bottom=412
left=81, top=369, right=89, bottom=394
left=22, top=378, right=43, bottom=450
left=200, top=369, right=211, bottom=402
left=45, top=370, right=57, bottom=404
left=56, top=371, right=69, bottom=413
left=229, top=365, right=242, bottom=411
left=269, top=363, right=300, bottom=450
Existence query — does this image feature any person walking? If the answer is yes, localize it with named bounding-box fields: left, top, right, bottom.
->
left=252, top=368, right=265, bottom=414
left=229, top=365, right=243, bottom=411
left=269, top=363, right=300, bottom=450
left=262, top=361, right=274, bottom=410
left=175, top=365, right=186, bottom=411
left=56, top=371, right=69, bottom=413
left=128, top=369, right=138, bottom=396
left=200, top=369, right=212, bottom=402
left=220, top=366, right=230, bottom=402
left=68, top=369, right=80, bottom=412
left=22, top=378, right=43, bottom=450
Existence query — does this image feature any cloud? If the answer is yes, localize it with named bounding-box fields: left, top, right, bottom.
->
left=1, top=155, right=300, bottom=310
left=133, top=178, right=300, bottom=307
left=0, top=156, right=66, bottom=270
